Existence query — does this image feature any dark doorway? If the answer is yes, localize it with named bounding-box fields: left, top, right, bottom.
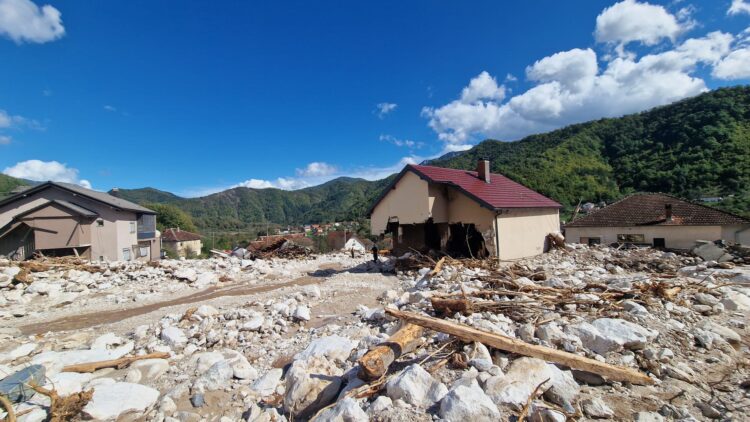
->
left=447, top=223, right=488, bottom=258
left=653, top=238, right=665, bottom=248
left=424, top=218, right=441, bottom=251
left=587, top=237, right=601, bottom=246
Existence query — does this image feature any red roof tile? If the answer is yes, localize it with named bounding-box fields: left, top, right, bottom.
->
left=565, top=193, right=750, bottom=227
left=162, top=228, right=202, bottom=242
left=369, top=164, right=561, bottom=215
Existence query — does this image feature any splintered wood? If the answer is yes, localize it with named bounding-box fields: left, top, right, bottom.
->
left=358, top=323, right=424, bottom=381
left=385, top=308, right=654, bottom=385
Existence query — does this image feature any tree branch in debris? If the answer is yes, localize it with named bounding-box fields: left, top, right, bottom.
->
left=357, top=323, right=424, bottom=381
left=62, top=352, right=170, bottom=373
left=0, top=394, right=16, bottom=422
left=385, top=308, right=654, bottom=385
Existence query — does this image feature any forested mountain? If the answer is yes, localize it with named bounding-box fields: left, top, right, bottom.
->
left=2, top=86, right=748, bottom=228
left=111, top=176, right=396, bottom=230
left=430, top=86, right=750, bottom=218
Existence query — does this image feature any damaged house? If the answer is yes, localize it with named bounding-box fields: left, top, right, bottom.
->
left=369, top=160, right=561, bottom=260
left=564, top=192, right=750, bottom=248
left=0, top=182, right=159, bottom=261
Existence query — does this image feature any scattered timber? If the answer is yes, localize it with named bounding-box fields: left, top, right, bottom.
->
left=357, top=323, right=425, bottom=381
left=61, top=352, right=170, bottom=373
left=385, top=308, right=654, bottom=385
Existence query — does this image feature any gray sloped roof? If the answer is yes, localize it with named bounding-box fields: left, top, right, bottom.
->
left=0, top=182, right=155, bottom=214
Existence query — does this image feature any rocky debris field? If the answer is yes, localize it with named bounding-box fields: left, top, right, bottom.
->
left=0, top=245, right=749, bottom=422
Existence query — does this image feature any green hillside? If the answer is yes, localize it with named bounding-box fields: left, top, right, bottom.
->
left=112, top=175, right=396, bottom=230
left=430, top=86, right=750, bottom=218
left=0, top=174, right=28, bottom=200
left=108, top=86, right=750, bottom=226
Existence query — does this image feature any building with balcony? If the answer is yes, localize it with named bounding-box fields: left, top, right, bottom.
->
left=0, top=182, right=159, bottom=261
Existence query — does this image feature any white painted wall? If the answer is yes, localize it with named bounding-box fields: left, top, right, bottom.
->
left=563, top=225, right=746, bottom=249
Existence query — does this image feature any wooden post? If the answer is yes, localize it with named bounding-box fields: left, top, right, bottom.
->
left=358, top=323, right=424, bottom=381
left=385, top=308, right=654, bottom=385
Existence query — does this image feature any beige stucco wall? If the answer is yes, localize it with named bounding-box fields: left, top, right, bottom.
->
left=17, top=203, right=93, bottom=251
left=563, top=225, right=746, bottom=249
left=0, top=186, right=144, bottom=261
left=371, top=171, right=430, bottom=234
left=163, top=239, right=202, bottom=258
left=496, top=208, right=560, bottom=260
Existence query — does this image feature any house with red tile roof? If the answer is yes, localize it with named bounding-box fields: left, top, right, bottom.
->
left=368, top=160, right=562, bottom=260
left=161, top=227, right=202, bottom=258
left=565, top=193, right=750, bottom=248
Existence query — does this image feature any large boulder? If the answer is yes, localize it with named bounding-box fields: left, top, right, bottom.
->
left=568, top=319, right=657, bottom=354
left=484, top=357, right=553, bottom=410
left=161, top=326, right=188, bottom=348
left=439, top=380, right=501, bottom=420
left=284, top=356, right=344, bottom=418
left=251, top=368, right=284, bottom=396
left=293, top=335, right=357, bottom=364
left=310, top=397, right=368, bottom=422
left=385, top=364, right=447, bottom=408
left=82, top=382, right=159, bottom=420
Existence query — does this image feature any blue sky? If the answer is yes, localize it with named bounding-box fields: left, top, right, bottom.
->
left=1, top=0, right=749, bottom=196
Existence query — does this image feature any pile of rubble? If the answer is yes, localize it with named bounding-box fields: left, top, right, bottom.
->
left=0, top=245, right=748, bottom=421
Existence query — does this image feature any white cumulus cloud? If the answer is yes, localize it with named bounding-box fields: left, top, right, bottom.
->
left=595, top=0, right=685, bottom=48
left=423, top=29, right=736, bottom=144
left=729, top=0, right=750, bottom=15
left=0, top=135, right=11, bottom=145
left=460, top=71, right=505, bottom=103
left=0, top=0, right=65, bottom=44
left=3, top=160, right=91, bottom=189
left=713, top=47, right=750, bottom=79
left=375, top=102, right=397, bottom=118
left=295, top=162, right=337, bottom=177
left=379, top=134, right=424, bottom=149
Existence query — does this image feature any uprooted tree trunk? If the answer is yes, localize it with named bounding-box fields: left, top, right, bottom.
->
left=385, top=308, right=654, bottom=385
left=358, top=323, right=424, bottom=381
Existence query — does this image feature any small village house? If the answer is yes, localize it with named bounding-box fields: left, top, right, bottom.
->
left=564, top=193, right=750, bottom=248
left=161, top=227, right=203, bottom=258
left=0, top=182, right=159, bottom=261
left=369, top=160, right=561, bottom=261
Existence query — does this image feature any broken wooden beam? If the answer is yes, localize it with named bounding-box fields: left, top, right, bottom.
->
left=357, top=323, right=424, bottom=381
left=385, top=308, right=654, bottom=385
left=62, top=352, right=170, bottom=373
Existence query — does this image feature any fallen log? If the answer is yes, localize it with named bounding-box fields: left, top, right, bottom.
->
left=385, top=308, right=654, bottom=385
left=62, top=352, right=170, bottom=373
left=357, top=323, right=424, bottom=381
left=430, top=296, right=473, bottom=316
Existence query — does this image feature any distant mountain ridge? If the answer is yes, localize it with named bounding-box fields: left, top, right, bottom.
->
left=3, top=86, right=748, bottom=227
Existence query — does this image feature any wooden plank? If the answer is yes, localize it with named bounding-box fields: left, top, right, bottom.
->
left=385, top=308, right=654, bottom=385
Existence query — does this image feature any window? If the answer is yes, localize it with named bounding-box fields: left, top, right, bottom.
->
left=97, top=219, right=104, bottom=227
left=139, top=246, right=149, bottom=257
left=130, top=221, right=136, bottom=234
left=617, top=234, right=645, bottom=243
left=123, top=248, right=131, bottom=261
left=653, top=238, right=666, bottom=248
left=587, top=237, right=601, bottom=246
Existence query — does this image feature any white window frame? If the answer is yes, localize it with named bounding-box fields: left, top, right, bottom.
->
left=123, top=248, right=131, bottom=261
left=130, top=221, right=136, bottom=234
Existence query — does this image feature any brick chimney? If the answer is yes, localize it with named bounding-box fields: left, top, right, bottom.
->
left=665, top=204, right=673, bottom=222
left=477, top=159, right=491, bottom=183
